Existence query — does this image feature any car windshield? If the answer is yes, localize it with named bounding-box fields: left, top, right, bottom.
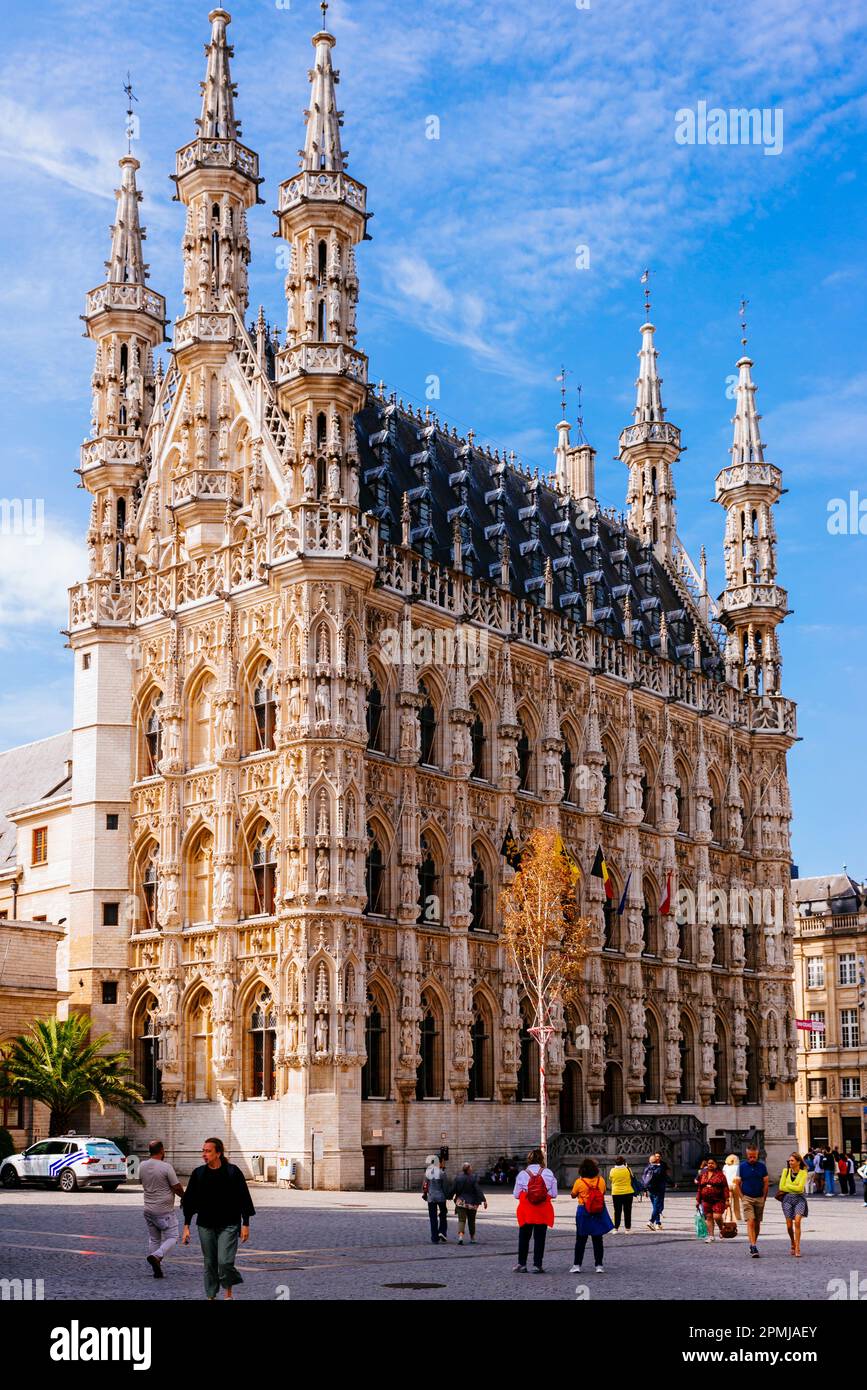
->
left=86, top=1142, right=123, bottom=1156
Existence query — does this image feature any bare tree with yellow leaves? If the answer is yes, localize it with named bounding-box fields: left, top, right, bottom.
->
left=500, top=825, right=590, bottom=1160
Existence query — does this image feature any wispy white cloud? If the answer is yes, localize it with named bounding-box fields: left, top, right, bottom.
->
left=0, top=513, right=86, bottom=637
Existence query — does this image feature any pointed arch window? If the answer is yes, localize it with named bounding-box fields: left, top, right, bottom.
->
left=189, top=675, right=216, bottom=768
left=188, top=829, right=214, bottom=926
left=134, top=995, right=162, bottom=1103
left=745, top=1021, right=760, bottom=1104
left=561, top=739, right=574, bottom=803
left=416, top=990, right=443, bottom=1099
left=418, top=683, right=437, bottom=766
left=365, top=826, right=386, bottom=916
left=517, top=719, right=532, bottom=792
left=713, top=1018, right=728, bottom=1104
left=641, top=881, right=659, bottom=956
left=470, top=846, right=488, bottom=932
left=187, top=990, right=214, bottom=1101
left=516, top=1002, right=539, bottom=1101
left=643, top=1013, right=660, bottom=1102
left=468, top=998, right=493, bottom=1101
left=470, top=703, right=486, bottom=780
left=248, top=987, right=277, bottom=1099
left=250, top=825, right=276, bottom=917
left=362, top=987, right=390, bottom=1100
left=318, top=239, right=328, bottom=286
left=144, top=701, right=162, bottom=777
left=253, top=663, right=276, bottom=752
left=603, top=893, right=619, bottom=951
left=417, top=836, right=440, bottom=924
left=678, top=1014, right=696, bottom=1103
left=641, top=762, right=654, bottom=824
left=367, top=682, right=385, bottom=752
left=601, top=749, right=616, bottom=814
left=142, top=852, right=158, bottom=931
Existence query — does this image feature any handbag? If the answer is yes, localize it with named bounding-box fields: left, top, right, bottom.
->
left=720, top=1202, right=737, bottom=1238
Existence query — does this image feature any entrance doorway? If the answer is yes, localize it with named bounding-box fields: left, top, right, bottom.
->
left=842, top=1117, right=862, bottom=1154
left=601, top=1062, right=623, bottom=1120
left=363, top=1145, right=386, bottom=1191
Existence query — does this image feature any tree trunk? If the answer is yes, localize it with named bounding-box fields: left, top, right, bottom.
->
left=539, top=1039, right=548, bottom=1162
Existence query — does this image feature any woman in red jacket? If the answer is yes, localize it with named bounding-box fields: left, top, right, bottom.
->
left=512, top=1147, right=558, bottom=1274
left=696, top=1157, right=729, bottom=1242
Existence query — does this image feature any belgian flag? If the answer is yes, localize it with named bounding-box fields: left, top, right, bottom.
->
left=591, top=845, right=614, bottom=901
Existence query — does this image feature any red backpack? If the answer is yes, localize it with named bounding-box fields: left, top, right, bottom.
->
left=583, top=1178, right=605, bottom=1214
left=525, top=1168, right=549, bottom=1205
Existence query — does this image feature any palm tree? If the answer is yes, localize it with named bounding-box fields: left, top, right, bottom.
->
left=0, top=1015, right=145, bottom=1136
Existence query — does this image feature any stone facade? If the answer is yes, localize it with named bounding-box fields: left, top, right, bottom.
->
left=0, top=919, right=67, bottom=1144
left=61, top=10, right=799, bottom=1183
left=793, top=874, right=866, bottom=1156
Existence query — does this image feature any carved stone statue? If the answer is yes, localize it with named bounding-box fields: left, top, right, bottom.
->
left=302, top=458, right=316, bottom=499
left=314, top=1012, right=328, bottom=1054
left=315, top=680, right=330, bottom=724
left=316, top=849, right=330, bottom=893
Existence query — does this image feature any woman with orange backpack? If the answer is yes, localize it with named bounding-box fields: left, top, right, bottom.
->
left=512, top=1147, right=558, bottom=1273
left=570, top=1157, right=614, bottom=1273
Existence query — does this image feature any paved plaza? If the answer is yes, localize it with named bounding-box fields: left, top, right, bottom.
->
left=0, top=1185, right=864, bottom=1302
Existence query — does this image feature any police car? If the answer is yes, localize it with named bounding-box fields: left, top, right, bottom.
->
left=0, top=1135, right=128, bottom=1192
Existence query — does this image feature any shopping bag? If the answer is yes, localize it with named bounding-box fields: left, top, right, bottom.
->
left=694, top=1209, right=709, bottom=1239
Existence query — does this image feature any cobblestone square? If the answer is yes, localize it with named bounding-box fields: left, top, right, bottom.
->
left=1, top=1185, right=864, bottom=1302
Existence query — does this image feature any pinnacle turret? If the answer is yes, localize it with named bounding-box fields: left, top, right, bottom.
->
left=106, top=156, right=147, bottom=286
left=715, top=332, right=787, bottom=696
left=619, top=311, right=682, bottom=558
left=197, top=8, right=240, bottom=141
left=301, top=8, right=347, bottom=173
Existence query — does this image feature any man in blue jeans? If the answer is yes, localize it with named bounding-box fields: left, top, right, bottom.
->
left=823, top=1149, right=837, bottom=1196
left=641, top=1152, right=669, bottom=1230
left=734, top=1145, right=769, bottom=1257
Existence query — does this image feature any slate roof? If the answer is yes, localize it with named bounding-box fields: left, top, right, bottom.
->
left=353, top=395, right=725, bottom=678
left=0, top=732, right=72, bottom=874
left=794, top=873, right=864, bottom=916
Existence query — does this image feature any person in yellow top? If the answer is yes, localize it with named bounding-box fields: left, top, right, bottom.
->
left=607, top=1155, right=637, bottom=1232
left=778, top=1153, right=809, bottom=1257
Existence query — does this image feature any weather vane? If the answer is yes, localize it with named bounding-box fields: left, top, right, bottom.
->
left=641, top=268, right=651, bottom=320
left=739, top=296, right=749, bottom=349
left=321, top=1, right=329, bottom=25
left=555, top=365, right=569, bottom=418
left=123, top=72, right=138, bottom=153
left=576, top=382, right=584, bottom=432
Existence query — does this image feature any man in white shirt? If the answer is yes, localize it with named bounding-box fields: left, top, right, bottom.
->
left=139, top=1139, right=185, bottom=1279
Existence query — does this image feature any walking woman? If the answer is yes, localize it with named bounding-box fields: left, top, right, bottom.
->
left=723, top=1154, right=742, bottom=1223
left=570, top=1158, right=614, bottom=1273
left=422, top=1155, right=452, bottom=1244
left=181, top=1138, right=255, bottom=1301
left=512, top=1147, right=557, bottom=1273
left=452, top=1162, right=487, bottom=1244
left=696, top=1157, right=729, bottom=1242
left=779, top=1153, right=809, bottom=1257
left=608, top=1155, right=636, bottom=1232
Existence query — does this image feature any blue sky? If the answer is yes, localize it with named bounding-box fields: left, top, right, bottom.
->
left=0, top=0, right=864, bottom=877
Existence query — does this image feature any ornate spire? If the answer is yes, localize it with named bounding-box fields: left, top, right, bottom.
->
left=301, top=7, right=347, bottom=173
left=197, top=9, right=239, bottom=140
left=633, top=320, right=666, bottom=424
left=730, top=353, right=764, bottom=465
left=715, top=331, right=787, bottom=695
left=619, top=305, right=682, bottom=558
left=106, top=156, right=147, bottom=286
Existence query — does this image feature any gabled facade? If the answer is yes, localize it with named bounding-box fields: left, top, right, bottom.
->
left=65, top=9, right=799, bottom=1183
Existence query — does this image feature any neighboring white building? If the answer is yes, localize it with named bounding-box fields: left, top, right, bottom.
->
left=0, top=732, right=72, bottom=968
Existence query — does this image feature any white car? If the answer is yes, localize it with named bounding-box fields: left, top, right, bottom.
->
left=0, top=1135, right=129, bottom=1193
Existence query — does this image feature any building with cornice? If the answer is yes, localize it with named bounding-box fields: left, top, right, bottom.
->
left=61, top=8, right=798, bottom=1185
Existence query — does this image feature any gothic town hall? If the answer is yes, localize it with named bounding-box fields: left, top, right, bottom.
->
left=61, top=9, right=798, bottom=1185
